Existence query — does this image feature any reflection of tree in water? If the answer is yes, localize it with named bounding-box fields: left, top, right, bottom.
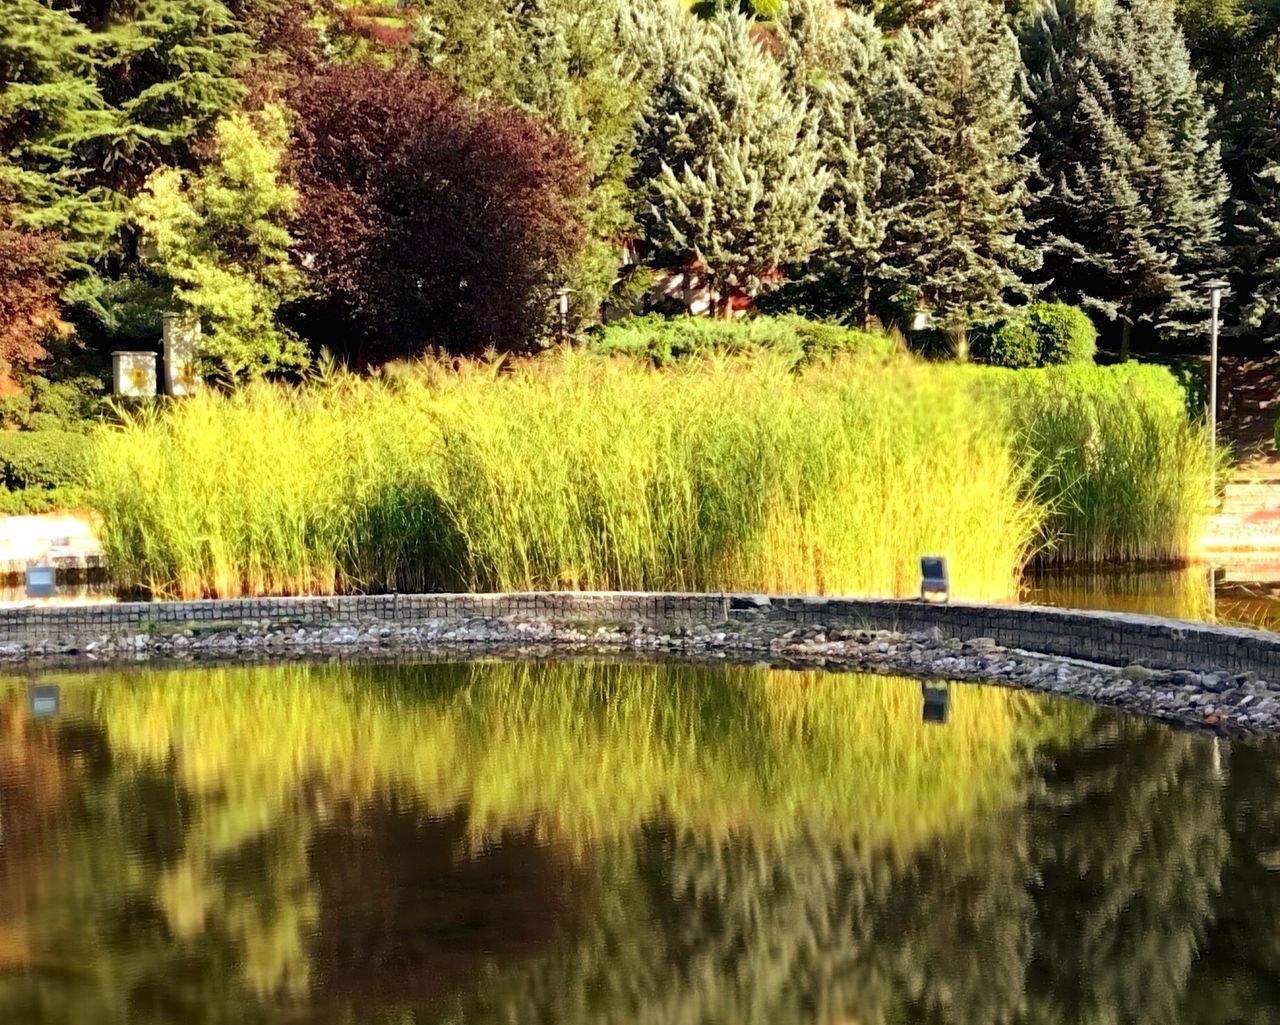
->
left=1021, top=717, right=1228, bottom=1025
left=308, top=795, right=587, bottom=1010
left=1186, top=737, right=1280, bottom=1024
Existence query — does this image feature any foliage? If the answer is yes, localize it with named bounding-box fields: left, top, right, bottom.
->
left=587, top=314, right=896, bottom=365
left=0, top=429, right=90, bottom=491
left=1021, top=0, right=1227, bottom=352
left=132, top=104, right=307, bottom=381
left=0, top=1, right=118, bottom=274
left=0, top=207, right=61, bottom=379
left=776, top=0, right=910, bottom=328
left=991, top=362, right=1216, bottom=563
left=981, top=315, right=1042, bottom=369
left=86, top=351, right=1040, bottom=600
left=891, top=0, right=1035, bottom=332
left=416, top=0, right=642, bottom=328
left=1034, top=300, right=1098, bottom=365
left=635, top=9, right=828, bottom=315
left=978, top=301, right=1097, bottom=367
left=0, top=483, right=84, bottom=514
left=288, top=64, right=588, bottom=361
left=86, top=348, right=1215, bottom=598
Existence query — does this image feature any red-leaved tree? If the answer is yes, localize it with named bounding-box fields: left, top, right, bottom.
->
left=288, top=65, right=587, bottom=361
left=0, top=208, right=60, bottom=385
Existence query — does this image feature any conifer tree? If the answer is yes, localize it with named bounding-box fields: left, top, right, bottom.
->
left=777, top=0, right=907, bottom=327
left=891, top=0, right=1035, bottom=333
left=638, top=9, right=828, bottom=315
left=1021, top=0, right=1227, bottom=353
left=0, top=1, right=117, bottom=271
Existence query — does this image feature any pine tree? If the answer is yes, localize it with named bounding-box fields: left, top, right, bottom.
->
left=777, top=0, right=907, bottom=327
left=1021, top=0, right=1228, bottom=354
left=0, top=1, right=118, bottom=271
left=638, top=9, right=828, bottom=315
left=891, top=0, right=1035, bottom=334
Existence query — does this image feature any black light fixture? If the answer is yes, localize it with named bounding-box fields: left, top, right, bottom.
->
left=922, top=682, right=950, bottom=725
left=920, top=555, right=949, bottom=604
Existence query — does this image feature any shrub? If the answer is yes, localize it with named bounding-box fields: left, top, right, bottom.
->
left=980, top=318, right=1040, bottom=368
left=0, top=485, right=83, bottom=515
left=0, top=209, right=60, bottom=381
left=978, top=302, right=1097, bottom=368
left=0, top=430, right=91, bottom=490
left=1034, top=302, right=1097, bottom=365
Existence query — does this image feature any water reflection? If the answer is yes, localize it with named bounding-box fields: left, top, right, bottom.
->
left=1027, top=564, right=1280, bottom=631
left=0, top=659, right=1272, bottom=1024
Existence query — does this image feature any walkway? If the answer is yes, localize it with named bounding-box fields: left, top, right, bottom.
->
left=1203, top=353, right=1280, bottom=569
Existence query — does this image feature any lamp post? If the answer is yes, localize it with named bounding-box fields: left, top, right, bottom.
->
left=555, top=286, right=573, bottom=343
left=1207, top=279, right=1230, bottom=502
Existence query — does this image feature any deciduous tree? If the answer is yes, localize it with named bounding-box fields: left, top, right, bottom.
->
left=133, top=104, right=307, bottom=381
left=288, top=65, right=587, bottom=360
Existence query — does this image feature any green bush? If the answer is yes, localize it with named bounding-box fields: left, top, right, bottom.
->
left=587, top=314, right=896, bottom=367
left=1034, top=302, right=1097, bottom=365
left=978, top=302, right=1097, bottom=368
left=0, top=486, right=84, bottom=515
left=0, top=430, right=91, bottom=491
left=981, top=318, right=1042, bottom=369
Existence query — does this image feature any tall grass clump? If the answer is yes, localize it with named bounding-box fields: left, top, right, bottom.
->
left=986, top=363, right=1218, bottom=564
left=88, top=352, right=1038, bottom=600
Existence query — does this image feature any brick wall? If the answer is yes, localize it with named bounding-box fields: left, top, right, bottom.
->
left=1, top=591, right=1277, bottom=678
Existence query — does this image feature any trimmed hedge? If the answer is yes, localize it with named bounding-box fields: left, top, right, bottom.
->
left=0, top=430, right=91, bottom=491
left=587, top=314, right=897, bottom=367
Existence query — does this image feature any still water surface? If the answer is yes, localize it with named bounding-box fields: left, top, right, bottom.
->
left=0, top=658, right=1276, bottom=1024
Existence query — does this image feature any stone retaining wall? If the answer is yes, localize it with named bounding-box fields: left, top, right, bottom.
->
left=0, top=591, right=1277, bottom=677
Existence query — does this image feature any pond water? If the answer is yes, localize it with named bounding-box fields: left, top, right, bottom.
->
left=1027, top=565, right=1280, bottom=631
left=0, top=658, right=1275, bottom=1025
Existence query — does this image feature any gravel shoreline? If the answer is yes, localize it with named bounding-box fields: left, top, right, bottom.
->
left=7, top=613, right=1278, bottom=737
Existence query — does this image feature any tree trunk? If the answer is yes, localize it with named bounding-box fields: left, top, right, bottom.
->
left=861, top=275, right=873, bottom=332
left=1119, top=317, right=1132, bottom=362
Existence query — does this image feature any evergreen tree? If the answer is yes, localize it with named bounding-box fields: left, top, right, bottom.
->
left=638, top=9, right=828, bottom=315
left=0, top=1, right=118, bottom=271
left=132, top=104, right=307, bottom=381
left=891, top=0, right=1035, bottom=334
left=1021, top=0, right=1228, bottom=354
left=777, top=0, right=908, bottom=327
left=2, top=0, right=248, bottom=328
left=89, top=0, right=249, bottom=190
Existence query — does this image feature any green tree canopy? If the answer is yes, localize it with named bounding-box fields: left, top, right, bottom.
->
left=1021, top=0, right=1228, bottom=354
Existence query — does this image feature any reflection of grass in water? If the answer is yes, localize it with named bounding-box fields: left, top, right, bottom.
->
left=0, top=661, right=1094, bottom=1017
left=33, top=660, right=1074, bottom=852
